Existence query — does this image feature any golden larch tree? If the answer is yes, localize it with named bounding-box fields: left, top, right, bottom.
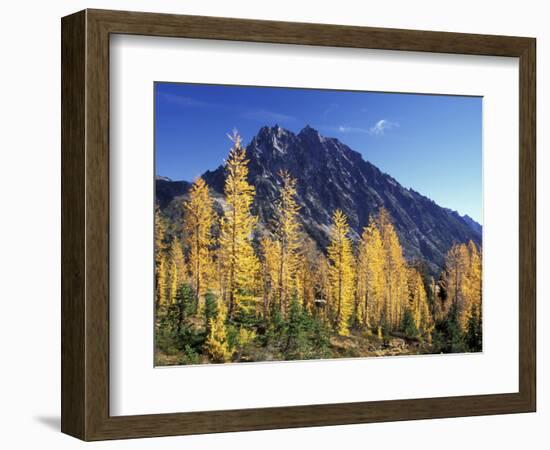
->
left=407, top=268, right=433, bottom=336
left=444, top=242, right=471, bottom=330
left=259, top=236, right=279, bottom=318
left=154, top=205, right=168, bottom=307
left=327, top=209, right=356, bottom=336
left=206, top=300, right=232, bottom=363
left=272, top=170, right=301, bottom=316
left=169, top=238, right=187, bottom=287
left=218, top=132, right=259, bottom=317
left=466, top=240, right=482, bottom=318
left=168, top=259, right=178, bottom=305
left=295, top=237, right=318, bottom=313
left=156, top=254, right=168, bottom=307
left=184, top=177, right=215, bottom=312
left=356, top=218, right=385, bottom=331
left=376, top=208, right=407, bottom=331
left=316, top=253, right=332, bottom=321
left=154, top=205, right=166, bottom=259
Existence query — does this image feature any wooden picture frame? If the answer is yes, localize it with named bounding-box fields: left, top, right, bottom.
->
left=61, top=9, right=536, bottom=441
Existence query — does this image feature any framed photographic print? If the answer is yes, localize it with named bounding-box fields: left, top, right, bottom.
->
left=61, top=9, right=536, bottom=441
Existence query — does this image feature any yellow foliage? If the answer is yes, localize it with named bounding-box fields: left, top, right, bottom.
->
left=184, top=177, right=215, bottom=311
left=467, top=240, right=482, bottom=314
left=327, top=209, right=356, bottom=336
left=169, top=238, right=187, bottom=285
left=154, top=205, right=166, bottom=257
left=272, top=170, right=301, bottom=315
left=237, top=327, right=257, bottom=347
left=154, top=206, right=168, bottom=306
left=155, top=142, right=482, bottom=359
left=445, top=242, right=470, bottom=330
left=155, top=254, right=168, bottom=306
left=219, top=132, right=260, bottom=317
left=376, top=208, right=408, bottom=331
left=295, top=237, right=319, bottom=313
left=445, top=240, right=482, bottom=332
left=260, top=236, right=279, bottom=317
left=407, top=268, right=433, bottom=335
left=168, top=259, right=178, bottom=305
left=206, top=300, right=232, bottom=363
left=356, top=218, right=385, bottom=329
left=316, top=253, right=332, bottom=321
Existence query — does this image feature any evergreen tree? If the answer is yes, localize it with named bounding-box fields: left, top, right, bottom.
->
left=204, top=291, right=218, bottom=335
left=445, top=302, right=467, bottom=353
left=174, top=284, right=195, bottom=346
left=155, top=137, right=484, bottom=364
left=466, top=303, right=482, bottom=351
left=401, top=307, right=419, bottom=338
left=284, top=297, right=308, bottom=359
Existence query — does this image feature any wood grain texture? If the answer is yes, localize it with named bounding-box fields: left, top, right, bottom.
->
left=61, top=10, right=86, bottom=439
left=89, top=8, right=532, bottom=56
left=61, top=8, right=537, bottom=441
left=518, top=39, right=536, bottom=410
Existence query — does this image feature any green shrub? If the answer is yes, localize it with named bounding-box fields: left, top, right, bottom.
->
left=401, top=307, right=419, bottom=338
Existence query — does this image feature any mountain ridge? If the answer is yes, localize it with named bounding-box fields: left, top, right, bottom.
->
left=157, top=125, right=481, bottom=273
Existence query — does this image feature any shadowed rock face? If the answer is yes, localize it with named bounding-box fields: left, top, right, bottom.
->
left=155, top=178, right=191, bottom=209
left=158, top=125, right=482, bottom=273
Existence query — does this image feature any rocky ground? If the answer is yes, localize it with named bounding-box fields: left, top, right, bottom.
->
left=155, top=329, right=436, bottom=366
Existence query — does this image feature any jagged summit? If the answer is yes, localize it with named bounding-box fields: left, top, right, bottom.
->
left=299, top=124, right=320, bottom=135
left=258, top=124, right=285, bottom=135
left=157, top=125, right=482, bottom=273
left=256, top=124, right=324, bottom=145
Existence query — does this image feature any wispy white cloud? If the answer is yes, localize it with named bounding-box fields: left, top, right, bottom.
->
left=333, top=119, right=399, bottom=136
left=337, top=125, right=365, bottom=133
left=368, top=119, right=398, bottom=136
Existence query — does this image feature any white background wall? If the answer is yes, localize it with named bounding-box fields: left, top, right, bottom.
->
left=0, top=1, right=546, bottom=448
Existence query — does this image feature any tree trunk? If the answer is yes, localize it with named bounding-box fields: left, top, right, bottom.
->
left=363, top=286, right=369, bottom=328
left=278, top=243, right=286, bottom=317
left=195, top=229, right=201, bottom=314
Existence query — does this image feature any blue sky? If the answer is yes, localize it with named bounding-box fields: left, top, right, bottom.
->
left=155, top=82, right=482, bottom=223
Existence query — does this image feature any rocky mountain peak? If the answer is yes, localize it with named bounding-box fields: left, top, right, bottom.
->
left=158, top=125, right=482, bottom=273
left=298, top=124, right=321, bottom=137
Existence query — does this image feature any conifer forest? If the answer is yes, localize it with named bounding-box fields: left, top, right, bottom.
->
left=154, top=132, right=482, bottom=365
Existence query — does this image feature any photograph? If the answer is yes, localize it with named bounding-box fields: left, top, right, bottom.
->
left=153, top=82, right=483, bottom=366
